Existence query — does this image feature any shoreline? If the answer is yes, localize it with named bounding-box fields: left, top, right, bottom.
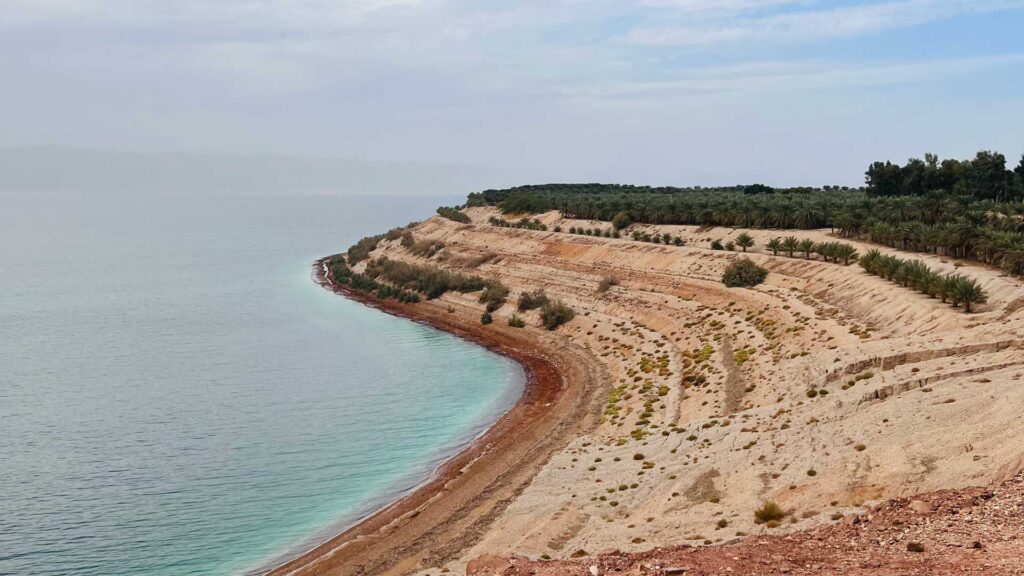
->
left=265, top=257, right=604, bottom=576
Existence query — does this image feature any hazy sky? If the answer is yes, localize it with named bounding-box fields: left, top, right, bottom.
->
left=3, top=0, right=1023, bottom=187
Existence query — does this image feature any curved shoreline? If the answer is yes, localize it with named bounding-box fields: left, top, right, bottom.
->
left=265, top=258, right=604, bottom=576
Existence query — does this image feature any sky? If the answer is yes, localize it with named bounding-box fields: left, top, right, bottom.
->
left=2, top=0, right=1023, bottom=188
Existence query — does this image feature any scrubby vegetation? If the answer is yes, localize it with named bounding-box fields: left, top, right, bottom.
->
left=401, top=232, right=445, bottom=258
left=612, top=211, right=633, bottom=230
left=597, top=275, right=620, bottom=293
left=346, top=226, right=413, bottom=264
left=517, top=289, right=550, bottom=312
left=364, top=257, right=490, bottom=299
left=508, top=314, right=526, bottom=328
left=630, top=230, right=683, bottom=245
left=436, top=206, right=471, bottom=223
left=540, top=300, right=575, bottom=330
left=859, top=250, right=988, bottom=312
left=466, top=151, right=1024, bottom=276
left=722, top=258, right=768, bottom=288
left=326, top=256, right=421, bottom=303
left=568, top=226, right=618, bottom=238
left=754, top=501, right=788, bottom=524
left=488, top=216, right=548, bottom=231
left=478, top=281, right=510, bottom=312
left=340, top=254, right=513, bottom=312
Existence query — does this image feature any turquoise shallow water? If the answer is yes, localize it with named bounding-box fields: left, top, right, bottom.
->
left=0, top=192, right=524, bottom=576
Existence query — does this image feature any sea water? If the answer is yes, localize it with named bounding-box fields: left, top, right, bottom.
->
left=0, top=192, right=524, bottom=576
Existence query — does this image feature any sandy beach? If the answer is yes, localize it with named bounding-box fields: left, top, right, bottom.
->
left=265, top=258, right=607, bottom=576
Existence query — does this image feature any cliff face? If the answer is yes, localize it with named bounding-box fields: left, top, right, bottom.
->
left=362, top=208, right=1024, bottom=574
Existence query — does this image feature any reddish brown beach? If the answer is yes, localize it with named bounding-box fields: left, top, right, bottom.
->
left=265, top=259, right=605, bottom=576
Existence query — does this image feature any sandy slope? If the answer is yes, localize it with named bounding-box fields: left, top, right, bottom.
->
left=299, top=208, right=1024, bottom=575
left=476, top=471, right=1024, bottom=575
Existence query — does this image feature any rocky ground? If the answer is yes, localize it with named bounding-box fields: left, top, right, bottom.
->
left=467, top=471, right=1024, bottom=575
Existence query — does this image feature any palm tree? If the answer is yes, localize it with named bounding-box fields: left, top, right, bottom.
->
left=859, top=249, right=882, bottom=274
left=923, top=271, right=945, bottom=299
left=835, top=243, right=859, bottom=265
left=900, top=259, right=930, bottom=290
left=948, top=275, right=988, bottom=312
left=735, top=232, right=755, bottom=252
left=781, top=236, right=799, bottom=258
left=798, top=238, right=816, bottom=259
left=878, top=255, right=902, bottom=281
left=945, top=274, right=965, bottom=308
left=814, top=241, right=833, bottom=262
left=767, top=237, right=782, bottom=256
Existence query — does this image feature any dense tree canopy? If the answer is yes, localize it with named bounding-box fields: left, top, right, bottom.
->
left=866, top=151, right=1024, bottom=201
left=463, top=150, right=1024, bottom=276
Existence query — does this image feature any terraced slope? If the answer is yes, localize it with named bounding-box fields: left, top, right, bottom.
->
left=354, top=207, right=1024, bottom=575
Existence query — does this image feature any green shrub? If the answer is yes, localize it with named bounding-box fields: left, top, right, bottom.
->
left=364, top=257, right=487, bottom=299
left=508, top=314, right=526, bottom=328
left=436, top=206, right=471, bottom=223
left=722, top=258, right=768, bottom=287
left=328, top=255, right=420, bottom=303
left=612, top=211, right=633, bottom=230
left=479, top=281, right=510, bottom=312
left=347, top=234, right=385, bottom=264
left=540, top=300, right=575, bottom=330
left=517, top=289, right=550, bottom=312
left=481, top=312, right=493, bottom=325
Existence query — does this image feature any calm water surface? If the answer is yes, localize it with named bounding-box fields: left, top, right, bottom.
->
left=0, top=192, right=524, bottom=576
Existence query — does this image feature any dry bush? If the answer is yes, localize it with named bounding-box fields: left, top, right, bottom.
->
left=597, top=275, right=620, bottom=293
left=754, top=501, right=787, bottom=524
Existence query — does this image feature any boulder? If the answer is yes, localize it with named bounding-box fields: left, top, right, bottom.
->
left=909, top=500, right=933, bottom=514
left=466, top=554, right=512, bottom=576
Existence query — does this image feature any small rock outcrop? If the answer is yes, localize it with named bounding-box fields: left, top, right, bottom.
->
left=466, top=554, right=511, bottom=576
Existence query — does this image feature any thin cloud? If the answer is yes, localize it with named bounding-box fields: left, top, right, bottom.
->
left=1, top=0, right=430, bottom=28
left=627, top=0, right=1024, bottom=46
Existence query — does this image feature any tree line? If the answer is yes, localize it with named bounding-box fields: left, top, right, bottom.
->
left=488, top=216, right=549, bottom=230
left=859, top=250, right=987, bottom=312
left=867, top=151, right=1024, bottom=201
left=463, top=150, right=1024, bottom=277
